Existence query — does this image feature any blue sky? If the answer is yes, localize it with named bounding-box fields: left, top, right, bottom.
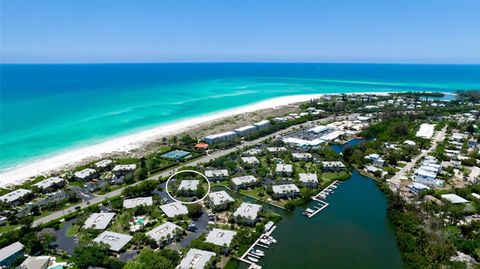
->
left=1, top=0, right=479, bottom=64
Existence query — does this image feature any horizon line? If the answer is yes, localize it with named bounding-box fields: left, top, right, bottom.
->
left=1, top=61, right=480, bottom=65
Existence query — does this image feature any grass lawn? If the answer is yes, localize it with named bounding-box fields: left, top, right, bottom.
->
left=321, top=171, right=351, bottom=181
left=0, top=224, right=20, bottom=235
left=66, top=223, right=80, bottom=236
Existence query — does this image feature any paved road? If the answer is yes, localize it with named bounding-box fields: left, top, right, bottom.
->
left=388, top=126, right=446, bottom=187
left=32, top=115, right=335, bottom=227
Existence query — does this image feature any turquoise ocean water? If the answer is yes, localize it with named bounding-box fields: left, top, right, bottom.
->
left=1, top=63, right=479, bottom=172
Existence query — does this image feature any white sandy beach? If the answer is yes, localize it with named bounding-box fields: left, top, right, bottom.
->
left=0, top=93, right=336, bottom=188
left=0, top=92, right=395, bottom=188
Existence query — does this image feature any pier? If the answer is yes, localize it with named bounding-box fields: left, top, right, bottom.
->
left=238, top=225, right=278, bottom=268
left=303, top=180, right=341, bottom=218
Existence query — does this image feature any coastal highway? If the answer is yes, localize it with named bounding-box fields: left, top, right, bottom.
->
left=32, top=115, right=337, bottom=227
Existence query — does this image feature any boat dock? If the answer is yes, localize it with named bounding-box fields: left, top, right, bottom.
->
left=303, top=180, right=341, bottom=218
left=238, top=225, right=278, bottom=268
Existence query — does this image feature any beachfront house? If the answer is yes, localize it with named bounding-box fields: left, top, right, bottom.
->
left=271, top=184, right=300, bottom=199
left=231, top=175, right=258, bottom=190
left=123, top=197, right=153, bottom=209
left=146, top=222, right=183, bottom=246
left=32, top=177, right=66, bottom=193
left=93, top=231, right=132, bottom=252
left=203, top=131, right=237, bottom=144
left=205, top=228, right=237, bottom=248
left=298, top=173, right=319, bottom=188
left=208, top=191, right=234, bottom=211
left=83, top=213, right=116, bottom=230
left=275, top=164, right=293, bottom=176
left=94, top=159, right=113, bottom=171
left=322, top=161, right=346, bottom=172
left=112, top=164, right=137, bottom=176
left=253, top=120, right=271, bottom=130
left=204, top=169, right=229, bottom=181
left=0, top=189, right=32, bottom=206
left=233, top=202, right=262, bottom=225
left=160, top=202, right=188, bottom=218
left=74, top=168, right=97, bottom=181
left=0, top=242, right=24, bottom=267
left=234, top=125, right=257, bottom=137
left=177, top=248, right=216, bottom=269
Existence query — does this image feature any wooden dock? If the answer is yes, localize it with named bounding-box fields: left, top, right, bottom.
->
left=238, top=225, right=277, bottom=268
left=304, top=180, right=341, bottom=218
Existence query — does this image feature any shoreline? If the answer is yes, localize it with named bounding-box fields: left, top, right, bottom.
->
left=0, top=91, right=403, bottom=188
left=0, top=93, right=334, bottom=187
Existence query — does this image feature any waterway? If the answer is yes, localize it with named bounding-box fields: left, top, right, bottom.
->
left=257, top=170, right=402, bottom=269
left=229, top=138, right=402, bottom=268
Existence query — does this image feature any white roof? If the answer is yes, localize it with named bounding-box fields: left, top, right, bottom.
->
left=472, top=193, right=480, bottom=199
left=146, top=222, right=183, bottom=243
left=208, top=191, right=234, bottom=206
left=241, top=156, right=259, bottom=164
left=178, top=180, right=199, bottom=191
left=112, top=164, right=136, bottom=172
left=254, top=120, right=270, bottom=126
left=32, top=177, right=65, bottom=189
left=245, top=148, right=262, bottom=155
left=282, top=137, right=325, bottom=147
left=272, top=184, right=300, bottom=194
left=123, top=197, right=153, bottom=209
left=410, top=182, right=430, bottom=190
left=234, top=125, right=256, bottom=132
left=308, top=125, right=330, bottom=133
left=320, top=130, right=344, bottom=141
left=441, top=194, right=469, bottom=204
left=267, top=147, right=287, bottom=152
left=83, top=213, right=115, bottom=230
left=160, top=202, right=188, bottom=218
left=292, top=153, right=312, bottom=159
left=0, top=242, right=24, bottom=262
left=205, top=228, right=237, bottom=247
left=233, top=202, right=262, bottom=220
left=204, top=169, right=229, bottom=178
left=95, top=159, right=113, bottom=168
left=205, top=131, right=237, bottom=140
left=19, top=256, right=51, bottom=269
left=275, top=164, right=293, bottom=173
left=74, top=168, right=96, bottom=179
left=322, top=161, right=346, bottom=168
left=416, top=123, right=435, bottom=139
left=231, top=175, right=257, bottom=186
left=93, top=231, right=132, bottom=251
left=404, top=140, right=416, bottom=146
left=0, top=189, right=31, bottom=203
left=178, top=248, right=216, bottom=269
left=299, top=173, right=318, bottom=183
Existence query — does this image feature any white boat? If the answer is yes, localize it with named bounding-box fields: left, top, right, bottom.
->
left=251, top=249, right=265, bottom=256
left=305, top=208, right=314, bottom=214
left=267, top=236, right=277, bottom=243
left=247, top=256, right=259, bottom=263
left=259, top=239, right=271, bottom=245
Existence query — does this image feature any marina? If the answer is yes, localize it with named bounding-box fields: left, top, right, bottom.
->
left=303, top=180, right=341, bottom=218
left=238, top=224, right=278, bottom=269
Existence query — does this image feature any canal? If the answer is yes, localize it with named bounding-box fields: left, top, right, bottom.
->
left=256, top=170, right=402, bottom=268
